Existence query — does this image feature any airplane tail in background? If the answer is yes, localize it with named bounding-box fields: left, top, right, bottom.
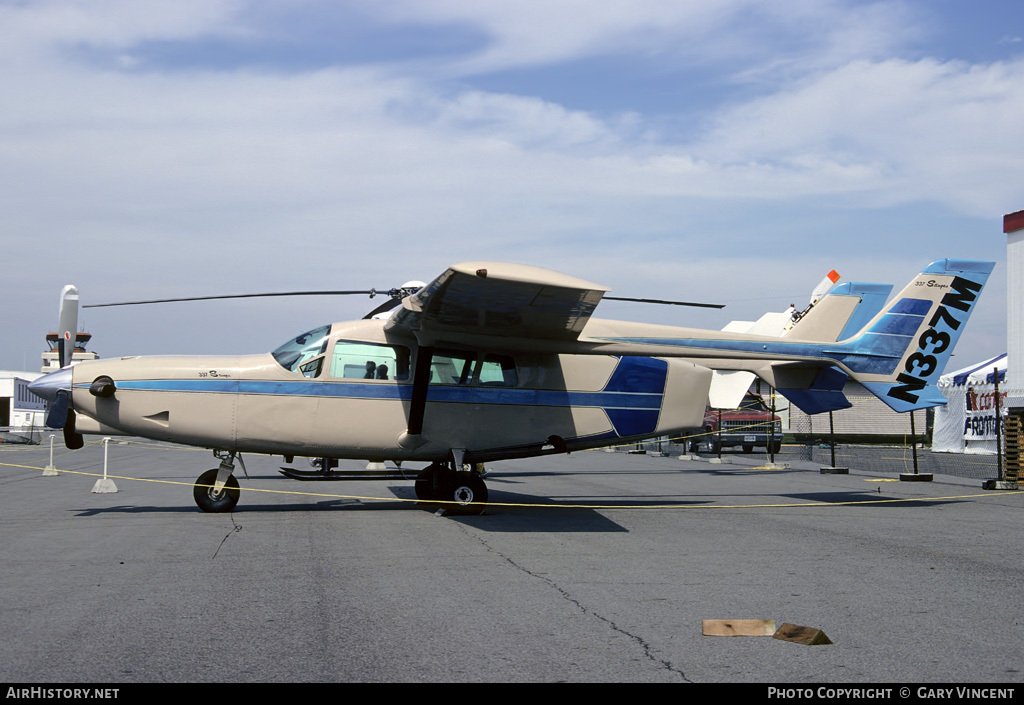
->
left=713, top=280, right=892, bottom=410
left=825, top=259, right=994, bottom=412
left=783, top=281, right=893, bottom=343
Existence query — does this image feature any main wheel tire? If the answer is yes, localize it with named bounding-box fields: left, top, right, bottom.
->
left=414, top=479, right=434, bottom=501
left=415, top=467, right=438, bottom=501
left=442, top=471, right=488, bottom=515
left=193, top=468, right=240, bottom=513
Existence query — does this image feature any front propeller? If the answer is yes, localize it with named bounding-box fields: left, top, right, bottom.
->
left=45, top=389, right=70, bottom=429
left=60, top=405, right=84, bottom=450
left=29, top=368, right=84, bottom=450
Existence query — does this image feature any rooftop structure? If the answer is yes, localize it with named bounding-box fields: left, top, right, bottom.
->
left=41, top=331, right=98, bottom=373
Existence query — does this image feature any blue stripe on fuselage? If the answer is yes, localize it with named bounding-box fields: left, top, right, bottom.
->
left=106, top=378, right=662, bottom=410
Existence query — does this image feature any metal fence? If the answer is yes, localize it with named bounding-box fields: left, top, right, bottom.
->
left=783, top=443, right=1001, bottom=481
left=650, top=434, right=1004, bottom=483
left=0, top=427, right=44, bottom=445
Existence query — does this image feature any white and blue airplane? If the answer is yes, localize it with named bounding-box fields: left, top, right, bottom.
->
left=29, top=259, right=993, bottom=514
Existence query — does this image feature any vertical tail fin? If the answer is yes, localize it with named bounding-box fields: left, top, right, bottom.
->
left=826, top=259, right=994, bottom=412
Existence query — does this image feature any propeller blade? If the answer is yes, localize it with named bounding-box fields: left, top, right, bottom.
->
left=63, top=409, right=84, bottom=450
left=604, top=296, right=725, bottom=309
left=84, top=284, right=716, bottom=313
left=84, top=290, right=380, bottom=308
left=45, top=390, right=70, bottom=429
left=57, top=285, right=79, bottom=367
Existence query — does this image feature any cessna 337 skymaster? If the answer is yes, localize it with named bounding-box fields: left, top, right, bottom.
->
left=29, top=259, right=993, bottom=514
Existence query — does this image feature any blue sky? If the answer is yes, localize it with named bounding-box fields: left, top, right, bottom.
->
left=2, top=0, right=1022, bottom=373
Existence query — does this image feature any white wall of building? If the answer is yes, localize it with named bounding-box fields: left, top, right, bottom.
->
left=0, top=371, right=46, bottom=429
left=1006, top=210, right=1024, bottom=405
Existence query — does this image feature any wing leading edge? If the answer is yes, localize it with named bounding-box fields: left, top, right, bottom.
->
left=385, top=262, right=609, bottom=347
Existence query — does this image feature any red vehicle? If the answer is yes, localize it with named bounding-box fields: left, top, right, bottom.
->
left=691, top=393, right=782, bottom=454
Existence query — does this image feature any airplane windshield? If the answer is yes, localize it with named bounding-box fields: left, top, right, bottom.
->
left=271, top=325, right=331, bottom=373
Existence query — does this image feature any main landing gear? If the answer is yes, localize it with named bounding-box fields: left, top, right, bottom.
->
left=415, top=459, right=489, bottom=515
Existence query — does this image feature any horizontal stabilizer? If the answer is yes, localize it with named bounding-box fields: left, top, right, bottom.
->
left=775, top=366, right=852, bottom=415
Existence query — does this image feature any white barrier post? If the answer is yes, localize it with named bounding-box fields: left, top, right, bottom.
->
left=92, top=437, right=118, bottom=493
left=42, top=434, right=59, bottom=476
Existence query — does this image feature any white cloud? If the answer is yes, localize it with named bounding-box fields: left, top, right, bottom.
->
left=428, top=91, right=619, bottom=148
left=368, top=0, right=919, bottom=77
left=0, top=1, right=1016, bottom=369
left=693, top=58, right=1024, bottom=214
left=0, top=0, right=245, bottom=64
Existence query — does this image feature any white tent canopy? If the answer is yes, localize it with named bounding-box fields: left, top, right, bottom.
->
left=938, top=353, right=1007, bottom=388
left=933, top=354, right=1008, bottom=454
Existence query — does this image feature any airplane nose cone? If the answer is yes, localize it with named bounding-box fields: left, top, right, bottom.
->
left=28, top=367, right=73, bottom=402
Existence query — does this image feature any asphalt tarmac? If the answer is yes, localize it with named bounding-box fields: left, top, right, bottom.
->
left=1, top=438, right=1021, bottom=684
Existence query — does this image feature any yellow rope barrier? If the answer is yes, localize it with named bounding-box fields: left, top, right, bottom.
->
left=2, top=459, right=1019, bottom=511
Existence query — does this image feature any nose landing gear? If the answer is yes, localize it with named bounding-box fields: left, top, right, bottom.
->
left=193, top=453, right=241, bottom=513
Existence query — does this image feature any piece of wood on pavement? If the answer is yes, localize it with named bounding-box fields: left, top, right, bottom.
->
left=772, top=622, right=833, bottom=645
left=702, top=619, right=776, bottom=636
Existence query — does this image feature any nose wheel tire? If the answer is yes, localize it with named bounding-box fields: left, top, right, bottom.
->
left=194, top=468, right=240, bottom=513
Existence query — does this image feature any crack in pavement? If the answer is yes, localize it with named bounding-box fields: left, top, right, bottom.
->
left=211, top=513, right=243, bottom=559
left=452, top=521, right=691, bottom=682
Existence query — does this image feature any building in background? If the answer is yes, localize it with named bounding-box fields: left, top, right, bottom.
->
left=0, top=371, right=46, bottom=439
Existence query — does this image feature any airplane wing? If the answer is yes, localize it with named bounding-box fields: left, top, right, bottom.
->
left=385, top=262, right=610, bottom=347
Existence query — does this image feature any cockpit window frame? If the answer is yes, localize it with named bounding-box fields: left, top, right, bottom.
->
left=271, top=325, right=332, bottom=375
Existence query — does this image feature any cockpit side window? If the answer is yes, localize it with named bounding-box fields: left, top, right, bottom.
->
left=479, top=354, right=518, bottom=387
left=271, top=325, right=331, bottom=375
left=329, top=341, right=410, bottom=381
left=431, top=350, right=474, bottom=385
left=430, top=350, right=517, bottom=387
